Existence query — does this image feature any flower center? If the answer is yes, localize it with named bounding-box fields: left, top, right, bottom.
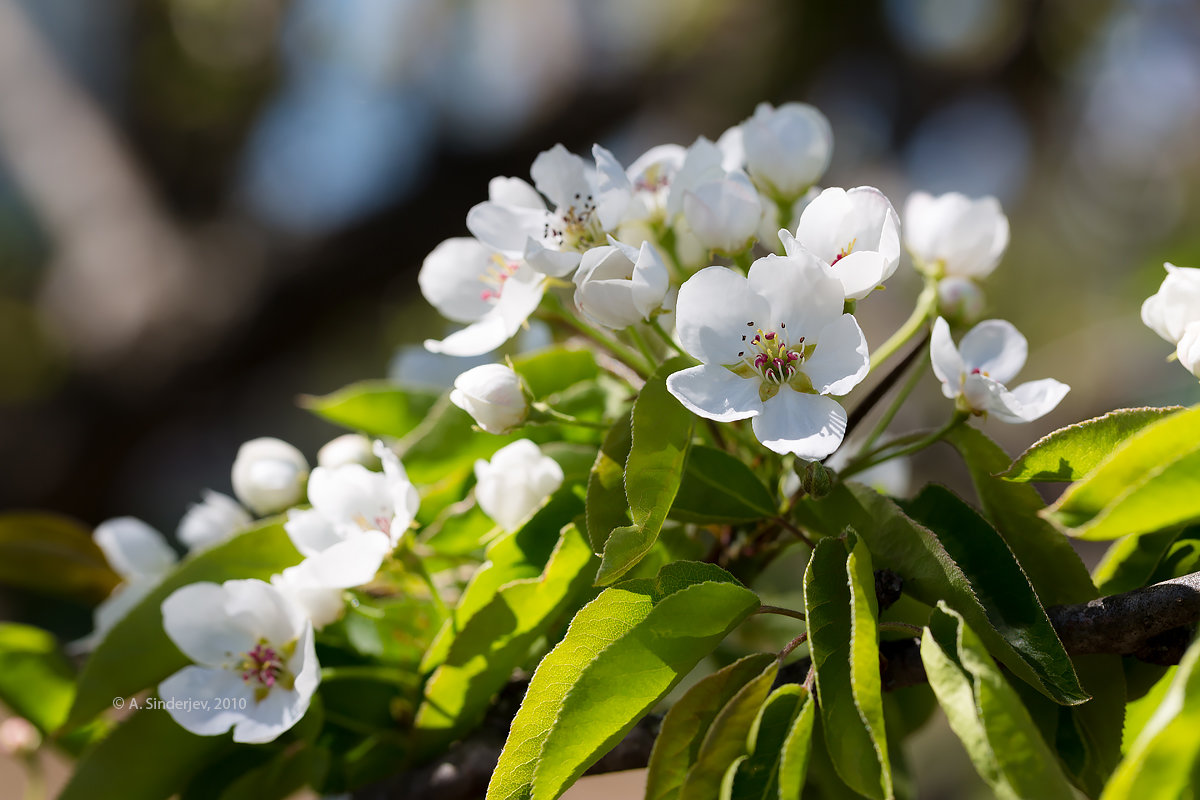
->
left=236, top=639, right=296, bottom=701
left=543, top=193, right=603, bottom=252
left=831, top=237, right=857, bottom=266
left=736, top=321, right=804, bottom=385
left=480, top=254, right=520, bottom=303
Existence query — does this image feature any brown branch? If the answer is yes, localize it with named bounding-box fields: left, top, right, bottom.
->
left=355, top=570, right=1200, bottom=800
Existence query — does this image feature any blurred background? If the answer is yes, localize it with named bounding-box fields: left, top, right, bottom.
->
left=2, top=0, right=1200, bottom=795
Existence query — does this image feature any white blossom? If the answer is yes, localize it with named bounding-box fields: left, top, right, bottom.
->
left=419, top=237, right=545, bottom=357
left=1176, top=321, right=1200, bottom=378
left=178, top=491, right=251, bottom=553
left=271, top=533, right=390, bottom=629
left=594, top=143, right=686, bottom=228
left=317, top=433, right=381, bottom=470
left=682, top=170, right=762, bottom=254
left=903, top=191, right=1009, bottom=279
left=1141, top=263, right=1200, bottom=345
left=936, top=276, right=986, bottom=326
left=158, top=579, right=319, bottom=744
left=782, top=186, right=900, bottom=301
left=450, top=363, right=529, bottom=434
left=284, top=441, right=418, bottom=557
left=474, top=439, right=563, bottom=531
left=739, top=102, right=833, bottom=200
left=231, top=438, right=310, bottom=516
left=930, top=317, right=1069, bottom=423
left=666, top=252, right=869, bottom=460
left=573, top=237, right=670, bottom=330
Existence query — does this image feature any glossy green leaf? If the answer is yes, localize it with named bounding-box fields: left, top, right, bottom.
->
left=678, top=659, right=779, bottom=799
left=413, top=524, right=596, bottom=757
left=670, top=445, right=777, bottom=524
left=511, top=347, right=599, bottom=399
left=804, top=533, right=891, bottom=800
left=1045, top=404, right=1200, bottom=539
left=0, top=511, right=119, bottom=604
left=486, top=561, right=759, bottom=800
left=301, top=381, right=439, bottom=438
left=67, top=520, right=302, bottom=728
left=1102, top=636, right=1200, bottom=799
left=1092, top=528, right=1182, bottom=595
left=920, top=603, right=1076, bottom=800
left=726, top=684, right=811, bottom=800
left=798, top=483, right=1089, bottom=705
left=645, top=653, right=777, bottom=800
left=595, top=358, right=693, bottom=585
left=1001, top=407, right=1181, bottom=482
left=59, top=708, right=230, bottom=800
left=0, top=623, right=75, bottom=733
left=777, top=687, right=817, bottom=800
left=585, top=414, right=632, bottom=553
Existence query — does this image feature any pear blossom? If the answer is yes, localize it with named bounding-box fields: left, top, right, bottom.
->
left=158, top=579, right=319, bottom=744
left=782, top=186, right=901, bottom=301
left=80, top=517, right=179, bottom=649
left=1176, top=321, right=1200, bottom=378
left=231, top=438, right=309, bottom=516
left=664, top=137, right=741, bottom=219
left=683, top=170, right=763, bottom=254
left=284, top=441, right=418, bottom=557
left=474, top=439, right=563, bottom=531
left=930, top=317, right=1069, bottom=422
left=665, top=252, right=869, bottom=460
left=419, top=237, right=545, bottom=357
left=450, top=363, right=529, bottom=434
left=936, top=276, right=986, bottom=326
left=594, top=143, right=686, bottom=228
left=573, top=237, right=670, bottom=329
left=739, top=102, right=833, bottom=200
left=467, top=144, right=623, bottom=278
left=317, top=433, right=380, bottom=470
left=903, top=192, right=1009, bottom=279
left=271, top=533, right=391, bottom=628
left=178, top=491, right=252, bottom=552
left=1141, top=263, right=1200, bottom=345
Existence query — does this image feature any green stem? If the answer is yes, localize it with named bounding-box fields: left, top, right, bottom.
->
left=840, top=412, right=968, bottom=480
left=858, top=350, right=930, bottom=456
left=870, top=280, right=937, bottom=372
left=529, top=404, right=611, bottom=430
left=879, top=621, right=924, bottom=637
left=399, top=548, right=450, bottom=620
left=732, top=249, right=755, bottom=273
left=320, top=665, right=419, bottom=687
left=649, top=318, right=688, bottom=358
left=627, top=325, right=659, bottom=371
left=540, top=296, right=653, bottom=378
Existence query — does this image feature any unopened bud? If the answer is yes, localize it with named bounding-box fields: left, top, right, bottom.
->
left=0, top=717, right=41, bottom=757
left=937, top=277, right=986, bottom=326
left=795, top=460, right=835, bottom=499
left=317, top=433, right=380, bottom=470
left=450, top=364, right=529, bottom=435
left=231, top=437, right=310, bottom=516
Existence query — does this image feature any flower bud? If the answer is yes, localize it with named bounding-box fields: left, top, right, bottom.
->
left=682, top=170, right=762, bottom=254
left=177, top=491, right=251, bottom=552
left=1142, top=263, right=1200, bottom=345
left=1177, top=322, right=1200, bottom=378
left=474, top=439, right=563, bottom=531
left=231, top=437, right=310, bottom=516
left=742, top=102, right=833, bottom=201
left=903, top=191, right=1009, bottom=279
left=795, top=460, right=835, bottom=499
left=573, top=238, right=669, bottom=330
left=450, top=364, right=529, bottom=434
left=936, top=277, right=986, bottom=326
left=317, top=433, right=381, bottom=470
left=0, top=717, right=41, bottom=757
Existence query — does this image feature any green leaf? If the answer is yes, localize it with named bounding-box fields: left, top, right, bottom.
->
left=585, top=414, right=633, bottom=553
left=1001, top=407, right=1181, bottom=482
left=422, top=501, right=499, bottom=557
left=777, top=687, right=817, bottom=800
left=804, top=532, right=892, bottom=800
left=920, top=603, right=1077, bottom=800
left=413, top=524, right=597, bottom=758
left=486, top=561, right=759, bottom=800
left=511, top=347, right=599, bottom=399
left=0, top=623, right=75, bottom=733
left=59, top=708, right=231, bottom=800
left=1045, top=404, right=1200, bottom=539
left=398, top=395, right=522, bottom=487
left=67, top=520, right=302, bottom=728
left=798, top=483, right=1089, bottom=705
left=301, top=381, right=440, bottom=438
left=217, top=744, right=331, bottom=800
left=595, top=358, right=693, bottom=585
left=670, top=446, right=777, bottom=524
left=726, top=684, right=811, bottom=800
left=1101, top=636, right=1200, bottom=799
left=645, top=653, right=777, bottom=800
left=1092, top=528, right=1182, bottom=595
left=0, top=511, right=119, bottom=604
left=678, top=659, right=779, bottom=799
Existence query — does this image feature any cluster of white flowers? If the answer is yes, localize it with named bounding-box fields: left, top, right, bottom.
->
left=1143, top=263, right=1200, bottom=378
left=87, top=429, right=562, bottom=743
left=421, top=101, right=1067, bottom=460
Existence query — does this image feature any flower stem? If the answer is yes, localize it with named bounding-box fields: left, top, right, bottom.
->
left=870, top=279, right=937, bottom=372
left=627, top=325, right=659, bottom=371
left=319, top=665, right=419, bottom=687
left=779, top=631, right=809, bottom=661
left=839, top=411, right=968, bottom=480
left=857, top=347, right=930, bottom=456
left=542, top=306, right=653, bottom=379
left=649, top=318, right=688, bottom=358
left=398, top=547, right=451, bottom=620
left=843, top=330, right=930, bottom=441
left=757, top=604, right=807, bottom=622
left=879, top=621, right=924, bottom=637
left=529, top=404, right=611, bottom=430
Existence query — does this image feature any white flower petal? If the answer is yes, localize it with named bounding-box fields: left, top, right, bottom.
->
left=488, top=176, right=543, bottom=209
left=231, top=623, right=319, bottom=744
left=751, top=389, right=847, bottom=460
left=161, top=582, right=257, bottom=666
left=1177, top=321, right=1200, bottom=377
left=466, top=202, right=547, bottom=259
left=221, top=578, right=308, bottom=646
left=742, top=102, right=832, bottom=199
left=178, top=492, right=251, bottom=553
left=284, top=508, right=344, bottom=557
left=417, top=237, right=497, bottom=324
left=159, top=665, right=255, bottom=737
left=1142, top=263, right=1200, bottom=344
left=667, top=137, right=726, bottom=219
left=530, top=144, right=593, bottom=210
left=524, top=237, right=582, bottom=277
left=829, top=250, right=892, bottom=301
left=794, top=187, right=899, bottom=296
left=903, top=191, right=1009, bottom=278
left=986, top=378, right=1070, bottom=423
left=474, top=440, right=562, bottom=531
left=307, top=464, right=393, bottom=534
left=666, top=364, right=763, bottom=422
left=958, top=319, right=1027, bottom=385
left=683, top=171, right=761, bottom=253
left=930, top=317, right=965, bottom=398
left=803, top=315, right=870, bottom=396
left=593, top=144, right=632, bottom=230
left=94, top=517, right=177, bottom=582
left=746, top=252, right=843, bottom=337
left=674, top=266, right=769, bottom=366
